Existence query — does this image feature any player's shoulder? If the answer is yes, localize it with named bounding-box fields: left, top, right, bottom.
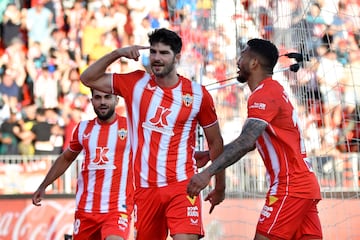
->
left=116, top=114, right=127, bottom=122
left=113, top=69, right=148, bottom=79
left=254, top=78, right=283, bottom=94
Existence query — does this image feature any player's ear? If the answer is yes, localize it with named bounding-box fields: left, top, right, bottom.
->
left=175, top=53, right=181, bottom=64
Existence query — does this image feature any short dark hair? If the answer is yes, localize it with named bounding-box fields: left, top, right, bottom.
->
left=247, top=38, right=279, bottom=73
left=148, top=28, right=182, bottom=54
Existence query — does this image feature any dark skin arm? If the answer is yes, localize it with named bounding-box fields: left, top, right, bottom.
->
left=187, top=118, right=267, bottom=197
left=194, top=150, right=211, bottom=168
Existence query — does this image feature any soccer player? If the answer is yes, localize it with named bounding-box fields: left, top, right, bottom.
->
left=80, top=28, right=225, bottom=240
left=187, top=38, right=323, bottom=240
left=32, top=89, right=133, bottom=240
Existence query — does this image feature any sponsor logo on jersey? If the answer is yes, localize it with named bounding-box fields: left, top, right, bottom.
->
left=249, top=102, right=266, bottom=110
left=143, top=106, right=174, bottom=135
left=182, top=93, right=193, bottom=107
left=88, top=147, right=116, bottom=170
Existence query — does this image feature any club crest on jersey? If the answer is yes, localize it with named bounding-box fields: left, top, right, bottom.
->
left=118, top=128, right=127, bottom=140
left=182, top=93, right=193, bottom=107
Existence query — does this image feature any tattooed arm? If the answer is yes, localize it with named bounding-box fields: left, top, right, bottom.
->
left=187, top=118, right=267, bottom=197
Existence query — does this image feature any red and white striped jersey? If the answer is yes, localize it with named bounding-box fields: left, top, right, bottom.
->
left=69, top=115, right=134, bottom=213
left=112, top=70, right=218, bottom=188
left=248, top=77, right=321, bottom=200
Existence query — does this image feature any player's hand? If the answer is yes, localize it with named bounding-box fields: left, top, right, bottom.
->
left=117, top=45, right=149, bottom=61
left=194, top=151, right=210, bottom=168
left=204, top=188, right=225, bottom=214
left=187, top=170, right=211, bottom=198
left=32, top=188, right=45, bottom=206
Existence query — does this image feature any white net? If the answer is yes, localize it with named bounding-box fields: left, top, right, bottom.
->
left=165, top=0, right=360, bottom=239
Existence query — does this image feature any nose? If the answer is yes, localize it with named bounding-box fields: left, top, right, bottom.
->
left=99, top=97, right=107, bottom=104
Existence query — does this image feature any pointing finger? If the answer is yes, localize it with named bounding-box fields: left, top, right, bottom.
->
left=209, top=204, right=215, bottom=214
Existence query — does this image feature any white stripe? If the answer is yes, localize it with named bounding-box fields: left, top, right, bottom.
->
left=262, top=131, right=280, bottom=195
left=100, top=121, right=118, bottom=212
left=85, top=123, right=100, bottom=211
left=146, top=85, right=164, bottom=186
left=156, top=85, right=181, bottom=187
left=75, top=121, right=87, bottom=210
left=132, top=74, right=151, bottom=187
left=176, top=82, right=202, bottom=181
left=119, top=133, right=131, bottom=212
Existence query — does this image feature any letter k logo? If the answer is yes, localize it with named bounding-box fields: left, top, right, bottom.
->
left=149, top=106, right=171, bottom=127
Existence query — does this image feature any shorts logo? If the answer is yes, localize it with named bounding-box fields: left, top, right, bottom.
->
left=259, top=205, right=273, bottom=223
left=187, top=206, right=199, bottom=225
left=187, top=206, right=199, bottom=217
left=187, top=195, right=196, bottom=205
left=269, top=195, right=278, bottom=205
left=118, top=213, right=129, bottom=231
left=190, top=218, right=199, bottom=224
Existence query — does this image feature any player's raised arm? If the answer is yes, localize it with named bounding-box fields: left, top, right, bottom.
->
left=80, top=45, right=149, bottom=93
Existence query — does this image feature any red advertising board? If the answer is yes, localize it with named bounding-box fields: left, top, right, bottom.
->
left=0, top=197, right=359, bottom=239
left=0, top=197, right=74, bottom=240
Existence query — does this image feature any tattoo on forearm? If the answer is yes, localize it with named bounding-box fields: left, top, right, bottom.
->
left=208, top=119, right=267, bottom=175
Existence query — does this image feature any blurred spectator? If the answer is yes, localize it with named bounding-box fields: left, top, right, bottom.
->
left=301, top=1, right=327, bottom=54
left=316, top=46, right=345, bottom=126
left=0, top=109, right=20, bottom=154
left=29, top=107, right=55, bottom=155
left=1, top=3, right=26, bottom=48
left=32, top=61, right=60, bottom=109
left=335, top=39, right=350, bottom=66
left=343, top=50, right=360, bottom=114
left=81, top=14, right=106, bottom=59
left=45, top=108, right=64, bottom=154
left=0, top=68, right=21, bottom=111
left=26, top=0, right=54, bottom=54
left=62, top=107, right=81, bottom=151
left=16, top=104, right=37, bottom=155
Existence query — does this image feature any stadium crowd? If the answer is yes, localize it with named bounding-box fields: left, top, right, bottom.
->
left=0, top=0, right=359, bottom=166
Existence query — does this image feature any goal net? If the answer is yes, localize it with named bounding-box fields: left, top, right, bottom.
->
left=164, top=0, right=360, bottom=239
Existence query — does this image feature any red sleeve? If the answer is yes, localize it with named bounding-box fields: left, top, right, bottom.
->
left=112, top=70, right=147, bottom=98
left=68, top=123, right=83, bottom=152
left=198, top=86, right=218, bottom=128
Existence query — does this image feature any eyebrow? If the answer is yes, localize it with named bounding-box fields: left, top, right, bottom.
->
left=150, top=48, right=171, bottom=54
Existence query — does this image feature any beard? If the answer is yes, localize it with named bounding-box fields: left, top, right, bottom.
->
left=236, top=69, right=250, bottom=83
left=94, top=107, right=115, bottom=121
left=151, top=59, right=176, bottom=78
